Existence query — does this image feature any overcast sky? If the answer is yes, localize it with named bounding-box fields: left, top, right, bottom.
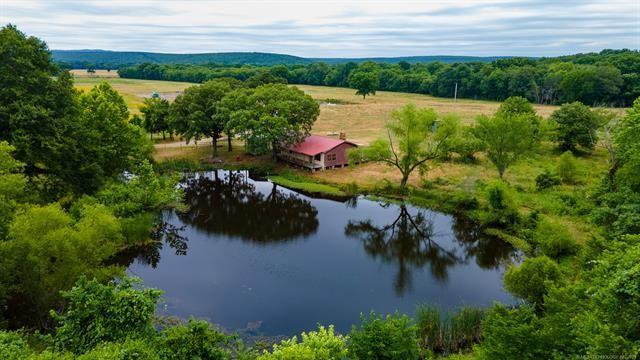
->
left=1, top=0, right=639, bottom=57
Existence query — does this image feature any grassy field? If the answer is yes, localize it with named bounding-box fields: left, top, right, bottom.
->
left=70, top=69, right=119, bottom=78
left=296, top=85, right=565, bottom=144
left=72, top=72, right=192, bottom=114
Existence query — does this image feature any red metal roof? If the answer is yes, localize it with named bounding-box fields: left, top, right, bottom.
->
left=286, top=135, right=356, bottom=156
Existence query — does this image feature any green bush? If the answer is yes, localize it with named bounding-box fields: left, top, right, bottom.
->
left=348, top=312, right=420, bottom=360
left=550, top=102, right=599, bottom=152
left=53, top=277, right=162, bottom=354
left=157, top=319, right=232, bottom=360
left=93, top=160, right=183, bottom=217
left=450, top=128, right=485, bottom=163
left=535, top=170, right=561, bottom=191
left=257, top=325, right=347, bottom=360
left=76, top=339, right=159, bottom=360
left=503, top=256, right=561, bottom=306
left=477, top=304, right=551, bottom=360
left=556, top=151, right=580, bottom=184
left=482, top=181, right=519, bottom=227
left=0, top=331, right=33, bottom=360
left=535, top=219, right=578, bottom=258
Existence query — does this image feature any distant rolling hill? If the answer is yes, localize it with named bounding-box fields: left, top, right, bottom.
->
left=311, top=55, right=512, bottom=64
left=52, top=49, right=510, bottom=68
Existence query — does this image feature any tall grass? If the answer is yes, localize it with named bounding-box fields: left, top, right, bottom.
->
left=415, top=304, right=485, bottom=355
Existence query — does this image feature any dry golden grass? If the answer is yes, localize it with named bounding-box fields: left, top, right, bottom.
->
left=70, top=69, right=120, bottom=78
left=295, top=85, right=565, bottom=145
left=73, top=76, right=192, bottom=114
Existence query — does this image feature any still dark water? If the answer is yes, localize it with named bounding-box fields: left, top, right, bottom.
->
left=123, top=170, right=517, bottom=336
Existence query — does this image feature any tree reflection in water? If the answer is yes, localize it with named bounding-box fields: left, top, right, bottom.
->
left=345, top=204, right=460, bottom=295
left=179, top=170, right=319, bottom=243
left=114, top=219, right=188, bottom=268
left=451, top=215, right=517, bottom=269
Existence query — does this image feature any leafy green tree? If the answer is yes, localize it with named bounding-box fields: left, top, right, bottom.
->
left=158, top=319, right=232, bottom=360
left=348, top=312, right=420, bottom=360
left=140, top=97, right=171, bottom=140
left=504, top=256, right=561, bottom=307
left=496, top=96, right=536, bottom=118
left=170, top=80, right=231, bottom=157
left=472, top=113, right=536, bottom=178
left=0, top=204, right=123, bottom=328
left=477, top=304, right=551, bottom=360
left=615, top=97, right=640, bottom=190
left=0, top=25, right=80, bottom=195
left=53, top=277, right=161, bottom=355
left=550, top=102, right=599, bottom=152
left=245, top=71, right=287, bottom=88
left=351, top=104, right=454, bottom=189
left=75, top=83, right=152, bottom=193
left=0, top=142, right=27, bottom=239
left=559, top=65, right=623, bottom=105
left=257, top=326, right=347, bottom=360
left=226, top=84, right=319, bottom=157
left=348, top=71, right=379, bottom=99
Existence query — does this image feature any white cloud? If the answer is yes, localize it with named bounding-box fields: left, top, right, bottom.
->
left=1, top=0, right=638, bottom=56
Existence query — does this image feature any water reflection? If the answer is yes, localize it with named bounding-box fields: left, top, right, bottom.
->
left=180, top=171, right=319, bottom=243
left=115, top=220, right=188, bottom=268
left=123, top=170, right=517, bottom=336
left=451, top=216, right=517, bottom=270
left=345, top=204, right=460, bottom=294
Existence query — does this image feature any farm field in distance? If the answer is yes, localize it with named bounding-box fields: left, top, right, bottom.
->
left=73, top=72, right=192, bottom=114
left=72, top=72, right=600, bottom=144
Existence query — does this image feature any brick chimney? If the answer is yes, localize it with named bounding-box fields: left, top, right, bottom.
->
left=339, top=130, right=346, bottom=140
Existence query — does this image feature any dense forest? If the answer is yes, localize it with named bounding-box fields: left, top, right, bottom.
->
left=118, top=49, right=640, bottom=106
left=52, top=49, right=506, bottom=69
left=2, top=23, right=640, bottom=359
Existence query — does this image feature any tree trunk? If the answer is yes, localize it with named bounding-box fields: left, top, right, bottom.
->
left=608, top=160, right=619, bottom=192
left=271, top=141, right=278, bottom=160
left=211, top=135, right=218, bottom=157
left=170, top=131, right=174, bottom=141
left=400, top=173, right=409, bottom=189
left=162, top=131, right=166, bottom=140
left=227, top=134, right=232, bottom=152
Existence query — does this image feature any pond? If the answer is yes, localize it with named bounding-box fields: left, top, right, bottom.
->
left=122, top=170, right=517, bottom=337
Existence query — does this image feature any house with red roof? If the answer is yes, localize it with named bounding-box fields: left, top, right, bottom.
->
left=278, top=134, right=358, bottom=171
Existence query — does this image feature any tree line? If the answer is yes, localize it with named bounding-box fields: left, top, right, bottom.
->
left=119, top=49, right=640, bottom=106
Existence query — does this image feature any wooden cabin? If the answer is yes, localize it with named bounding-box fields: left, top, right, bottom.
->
left=278, top=134, right=357, bottom=171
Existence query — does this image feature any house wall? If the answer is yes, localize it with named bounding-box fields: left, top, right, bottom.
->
left=324, top=143, right=357, bottom=167
left=277, top=149, right=321, bottom=169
